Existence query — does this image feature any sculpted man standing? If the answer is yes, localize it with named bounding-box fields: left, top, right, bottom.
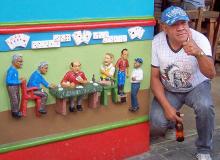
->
left=6, top=54, right=25, bottom=118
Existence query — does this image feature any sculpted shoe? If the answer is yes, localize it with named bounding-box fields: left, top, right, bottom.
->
left=69, top=106, right=77, bottom=112
left=129, top=107, right=139, bottom=112
left=76, top=105, right=83, bottom=111
left=39, top=109, right=47, bottom=114
left=12, top=111, right=22, bottom=118
left=129, top=107, right=134, bottom=112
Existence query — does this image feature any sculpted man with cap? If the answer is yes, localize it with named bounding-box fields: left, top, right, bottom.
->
left=150, top=6, right=216, bottom=160
left=129, top=58, right=144, bottom=112
left=27, top=62, right=56, bottom=114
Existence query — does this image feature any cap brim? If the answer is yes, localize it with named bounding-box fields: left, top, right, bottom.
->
left=166, top=16, right=189, bottom=26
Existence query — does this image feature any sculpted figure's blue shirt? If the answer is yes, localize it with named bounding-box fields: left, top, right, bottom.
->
left=27, top=70, right=49, bottom=89
left=6, top=66, right=21, bottom=85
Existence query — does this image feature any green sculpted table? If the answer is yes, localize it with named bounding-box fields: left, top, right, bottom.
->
left=50, top=83, right=103, bottom=115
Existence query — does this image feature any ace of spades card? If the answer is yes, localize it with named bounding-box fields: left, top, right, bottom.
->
left=82, top=30, right=92, bottom=44
left=72, top=31, right=83, bottom=45
left=128, top=26, right=145, bottom=40
left=128, top=27, right=138, bottom=40
left=136, top=26, right=145, bottom=39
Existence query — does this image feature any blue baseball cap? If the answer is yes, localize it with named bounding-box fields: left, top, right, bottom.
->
left=161, top=6, right=189, bottom=25
left=135, top=58, right=143, bottom=64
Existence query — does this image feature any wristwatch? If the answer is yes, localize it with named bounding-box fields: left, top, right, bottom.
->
left=196, top=51, right=205, bottom=58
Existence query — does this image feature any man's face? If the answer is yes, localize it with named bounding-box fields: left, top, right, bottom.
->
left=104, top=55, right=112, bottom=66
left=121, top=50, right=128, bottom=60
left=134, top=61, right=141, bottom=68
left=163, top=20, right=189, bottom=43
left=72, top=61, right=81, bottom=73
left=13, top=57, right=23, bottom=69
left=40, top=65, right=48, bottom=74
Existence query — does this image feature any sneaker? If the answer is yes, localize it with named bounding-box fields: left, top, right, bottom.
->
left=196, top=153, right=212, bottom=160
left=76, top=105, right=83, bottom=111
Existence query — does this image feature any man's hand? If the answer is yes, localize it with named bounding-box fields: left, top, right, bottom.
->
left=101, top=69, right=110, bottom=77
left=61, top=81, right=71, bottom=88
left=49, top=83, right=57, bottom=88
left=78, top=79, right=88, bottom=84
left=164, top=106, right=183, bottom=123
left=126, top=71, right=129, bottom=78
left=182, top=31, right=202, bottom=57
left=70, top=83, right=75, bottom=88
left=100, top=69, right=105, bottom=74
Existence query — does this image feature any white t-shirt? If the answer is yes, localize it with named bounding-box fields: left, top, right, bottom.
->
left=152, top=28, right=212, bottom=92
left=131, top=68, right=143, bottom=83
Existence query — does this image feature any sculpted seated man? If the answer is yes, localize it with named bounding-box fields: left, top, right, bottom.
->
left=27, top=62, right=56, bottom=114
left=150, top=6, right=216, bottom=160
left=61, top=61, right=88, bottom=112
left=99, top=53, right=115, bottom=86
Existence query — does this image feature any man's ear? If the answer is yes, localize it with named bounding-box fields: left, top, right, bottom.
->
left=39, top=67, right=43, bottom=73
left=161, top=23, right=167, bottom=33
left=69, top=62, right=73, bottom=69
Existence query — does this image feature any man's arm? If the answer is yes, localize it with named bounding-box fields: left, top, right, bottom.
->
left=61, top=72, right=71, bottom=87
left=183, top=31, right=216, bottom=79
left=77, top=72, right=88, bottom=84
left=196, top=55, right=216, bottom=79
left=126, top=67, right=129, bottom=77
left=151, top=66, right=182, bottom=122
left=40, top=75, right=49, bottom=88
left=6, top=68, right=21, bottom=85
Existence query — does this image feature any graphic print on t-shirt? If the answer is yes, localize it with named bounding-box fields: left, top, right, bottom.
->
left=161, top=64, right=192, bottom=92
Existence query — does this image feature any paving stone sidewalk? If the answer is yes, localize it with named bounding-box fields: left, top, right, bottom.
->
left=127, top=128, right=220, bottom=160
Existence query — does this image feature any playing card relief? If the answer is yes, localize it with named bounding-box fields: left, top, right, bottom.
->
left=5, top=34, right=30, bottom=50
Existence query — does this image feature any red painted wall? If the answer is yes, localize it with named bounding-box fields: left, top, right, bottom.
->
left=0, top=122, right=149, bottom=160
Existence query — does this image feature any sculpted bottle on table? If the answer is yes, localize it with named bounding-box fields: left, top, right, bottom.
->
left=92, top=74, right=95, bottom=83
left=175, top=112, right=184, bottom=142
